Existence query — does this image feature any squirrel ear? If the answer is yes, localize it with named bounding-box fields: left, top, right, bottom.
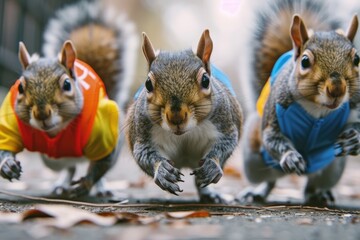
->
left=196, top=29, right=213, bottom=73
left=18, top=42, right=31, bottom=70
left=346, top=14, right=358, bottom=42
left=290, top=15, right=309, bottom=59
left=60, top=40, right=76, bottom=71
left=142, top=32, right=156, bottom=67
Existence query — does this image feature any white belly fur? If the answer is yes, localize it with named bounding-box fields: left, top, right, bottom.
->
left=151, top=120, right=221, bottom=169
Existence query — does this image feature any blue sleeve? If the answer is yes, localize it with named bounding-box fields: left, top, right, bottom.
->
left=211, top=65, right=236, bottom=96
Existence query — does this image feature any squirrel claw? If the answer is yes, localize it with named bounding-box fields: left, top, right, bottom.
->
left=154, top=160, right=183, bottom=195
left=66, top=177, right=93, bottom=198
left=280, top=151, right=306, bottom=174
left=192, top=158, right=223, bottom=188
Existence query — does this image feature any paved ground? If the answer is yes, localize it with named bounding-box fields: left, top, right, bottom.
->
left=0, top=146, right=360, bottom=240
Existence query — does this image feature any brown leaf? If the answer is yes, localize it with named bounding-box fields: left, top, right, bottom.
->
left=0, top=212, right=22, bottom=223
left=129, top=176, right=148, bottom=188
left=0, top=205, right=162, bottom=228
left=23, top=204, right=117, bottom=228
left=296, top=218, right=314, bottom=225
left=166, top=219, right=192, bottom=228
left=351, top=217, right=360, bottom=224
left=22, top=209, right=54, bottom=220
left=165, top=210, right=211, bottom=219
left=111, top=212, right=161, bottom=224
left=223, top=165, right=242, bottom=179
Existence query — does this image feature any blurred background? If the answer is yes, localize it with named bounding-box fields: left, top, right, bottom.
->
left=1, top=0, right=360, bottom=204
left=1, top=0, right=360, bottom=112
left=0, top=0, right=249, bottom=103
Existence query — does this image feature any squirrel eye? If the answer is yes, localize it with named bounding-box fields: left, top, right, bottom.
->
left=201, top=73, right=210, bottom=89
left=145, top=77, right=153, bottom=92
left=301, top=55, right=311, bottom=69
left=18, top=83, right=24, bottom=94
left=62, top=79, right=71, bottom=91
left=354, top=53, right=359, bottom=66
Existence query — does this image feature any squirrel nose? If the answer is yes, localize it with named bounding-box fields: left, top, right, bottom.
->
left=33, top=105, right=52, bottom=121
left=326, top=73, right=346, bottom=98
left=166, top=111, right=187, bottom=126
left=165, top=96, right=189, bottom=126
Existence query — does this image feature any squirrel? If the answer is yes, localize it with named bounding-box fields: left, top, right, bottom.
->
left=0, top=1, right=137, bottom=198
left=125, top=30, right=243, bottom=203
left=238, top=0, right=360, bottom=206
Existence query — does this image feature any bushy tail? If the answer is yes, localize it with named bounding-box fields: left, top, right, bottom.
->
left=250, top=0, right=341, bottom=99
left=42, top=1, right=138, bottom=108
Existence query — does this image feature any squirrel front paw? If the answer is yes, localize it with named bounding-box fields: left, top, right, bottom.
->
left=0, top=155, right=22, bottom=181
left=280, top=151, right=306, bottom=175
left=191, top=158, right=223, bottom=188
left=154, top=160, right=184, bottom=195
left=335, top=128, right=360, bottom=156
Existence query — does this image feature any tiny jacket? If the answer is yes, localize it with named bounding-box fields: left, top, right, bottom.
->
left=257, top=51, right=349, bottom=173
left=0, top=60, right=119, bottom=160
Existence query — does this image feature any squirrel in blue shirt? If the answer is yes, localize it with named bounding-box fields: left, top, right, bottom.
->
left=238, top=0, right=360, bottom=206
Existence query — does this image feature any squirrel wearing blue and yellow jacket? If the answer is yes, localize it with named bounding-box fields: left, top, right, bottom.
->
left=239, top=0, right=360, bottom=206
left=0, top=1, right=137, bottom=198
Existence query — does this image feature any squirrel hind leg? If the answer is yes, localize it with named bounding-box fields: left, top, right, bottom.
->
left=236, top=181, right=275, bottom=204
left=50, top=166, right=76, bottom=196
left=304, top=189, right=335, bottom=207
left=196, top=184, right=230, bottom=204
left=90, top=178, right=113, bottom=197
left=304, top=156, right=346, bottom=207
left=241, top=113, right=285, bottom=183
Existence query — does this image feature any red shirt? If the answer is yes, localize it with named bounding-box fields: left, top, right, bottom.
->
left=10, top=60, right=106, bottom=158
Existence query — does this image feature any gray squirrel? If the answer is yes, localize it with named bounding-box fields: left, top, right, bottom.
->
left=125, top=30, right=243, bottom=203
left=239, top=0, right=360, bottom=206
left=0, top=1, right=137, bottom=198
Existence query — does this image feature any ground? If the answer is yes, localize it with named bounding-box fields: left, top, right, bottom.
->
left=0, top=147, right=360, bottom=240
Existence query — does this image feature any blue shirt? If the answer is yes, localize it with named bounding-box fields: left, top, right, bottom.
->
left=262, top=51, right=349, bottom=173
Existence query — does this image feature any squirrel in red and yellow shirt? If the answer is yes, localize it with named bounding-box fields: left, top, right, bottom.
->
left=0, top=1, right=138, bottom=198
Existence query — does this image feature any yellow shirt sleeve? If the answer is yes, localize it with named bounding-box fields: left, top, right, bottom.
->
left=256, top=79, right=271, bottom=118
left=83, top=96, right=119, bottom=161
left=0, top=92, right=23, bottom=153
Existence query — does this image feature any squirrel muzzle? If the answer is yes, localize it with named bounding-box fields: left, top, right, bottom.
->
left=325, top=72, right=347, bottom=98
left=30, top=104, right=62, bottom=133
left=164, top=101, right=190, bottom=135
left=323, top=72, right=347, bottom=109
left=32, top=104, right=52, bottom=121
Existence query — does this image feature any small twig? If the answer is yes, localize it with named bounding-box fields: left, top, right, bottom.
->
left=0, top=189, right=127, bottom=207
left=0, top=189, right=359, bottom=214
left=287, top=205, right=360, bottom=214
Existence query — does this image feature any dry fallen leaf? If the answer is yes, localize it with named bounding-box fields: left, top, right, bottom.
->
left=0, top=212, right=22, bottom=223
left=223, top=165, right=242, bottom=179
left=0, top=204, right=163, bottom=229
left=165, top=210, right=211, bottom=219
left=351, top=217, right=360, bottom=224
left=24, top=204, right=117, bottom=228
left=129, top=176, right=148, bottom=188
left=296, top=218, right=314, bottom=225
left=110, top=212, right=161, bottom=225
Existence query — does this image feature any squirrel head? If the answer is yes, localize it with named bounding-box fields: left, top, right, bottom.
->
left=290, top=14, right=359, bottom=110
left=15, top=41, right=83, bottom=136
left=141, top=30, right=214, bottom=135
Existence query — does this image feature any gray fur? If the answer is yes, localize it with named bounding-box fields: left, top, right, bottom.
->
left=241, top=1, right=360, bottom=206
left=126, top=48, right=243, bottom=203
